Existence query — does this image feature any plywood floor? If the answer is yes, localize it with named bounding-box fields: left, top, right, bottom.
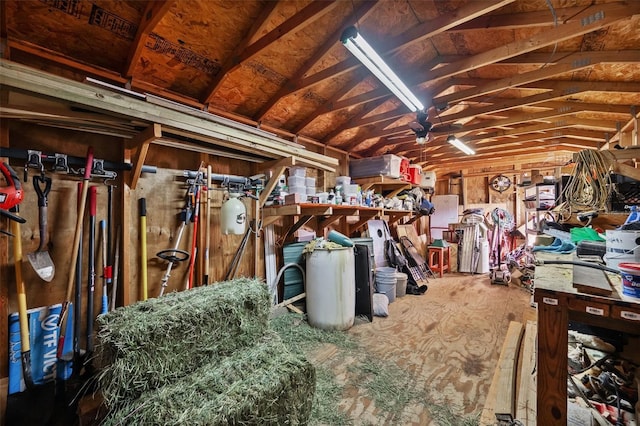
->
left=308, top=272, right=535, bottom=425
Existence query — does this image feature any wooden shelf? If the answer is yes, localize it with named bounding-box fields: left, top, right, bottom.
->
left=262, top=203, right=414, bottom=241
left=354, top=176, right=412, bottom=198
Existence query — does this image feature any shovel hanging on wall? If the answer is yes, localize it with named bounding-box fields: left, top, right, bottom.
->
left=27, top=174, right=55, bottom=282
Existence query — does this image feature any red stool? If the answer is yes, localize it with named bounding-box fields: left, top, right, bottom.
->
left=428, top=246, right=450, bottom=277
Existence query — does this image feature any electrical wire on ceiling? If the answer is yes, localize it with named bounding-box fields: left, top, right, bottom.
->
left=556, top=149, right=615, bottom=220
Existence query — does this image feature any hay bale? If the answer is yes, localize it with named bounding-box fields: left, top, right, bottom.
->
left=101, top=332, right=315, bottom=426
left=95, top=278, right=271, bottom=405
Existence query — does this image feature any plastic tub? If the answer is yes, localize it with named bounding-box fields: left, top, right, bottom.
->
left=617, top=263, right=640, bottom=299
left=305, top=247, right=355, bottom=330
left=396, top=272, right=408, bottom=297
left=336, top=176, right=351, bottom=187
left=305, top=177, right=316, bottom=188
left=289, top=166, right=306, bottom=177
left=288, top=175, right=306, bottom=187
left=376, top=267, right=397, bottom=303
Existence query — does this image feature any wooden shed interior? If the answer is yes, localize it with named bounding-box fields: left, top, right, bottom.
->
left=1, top=0, right=640, bottom=425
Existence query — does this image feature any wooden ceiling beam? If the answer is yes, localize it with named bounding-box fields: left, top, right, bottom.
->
left=369, top=117, right=616, bottom=157
left=291, top=0, right=515, bottom=104
left=435, top=50, right=640, bottom=106
left=292, top=1, right=514, bottom=134
left=123, top=0, right=175, bottom=78
left=426, top=2, right=640, bottom=84
left=452, top=5, right=589, bottom=31
left=203, top=1, right=339, bottom=104
left=253, top=1, right=379, bottom=122
left=420, top=146, right=580, bottom=171
left=8, top=39, right=129, bottom=85
left=399, top=130, right=608, bottom=158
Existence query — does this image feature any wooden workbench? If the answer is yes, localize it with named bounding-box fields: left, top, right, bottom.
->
left=533, top=253, right=640, bottom=425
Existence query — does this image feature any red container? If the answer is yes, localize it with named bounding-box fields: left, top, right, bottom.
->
left=407, top=165, right=422, bottom=185
left=399, top=157, right=410, bottom=181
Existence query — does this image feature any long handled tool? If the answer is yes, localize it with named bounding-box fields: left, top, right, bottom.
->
left=72, top=182, right=84, bottom=372
left=140, top=198, right=148, bottom=300
left=204, top=165, right=212, bottom=285
left=157, top=187, right=194, bottom=296
left=110, top=226, right=121, bottom=311
left=187, top=184, right=202, bottom=290
left=11, top=207, right=34, bottom=389
left=57, top=147, right=93, bottom=358
left=86, top=186, right=97, bottom=354
left=26, top=173, right=55, bottom=282
left=99, top=219, right=109, bottom=315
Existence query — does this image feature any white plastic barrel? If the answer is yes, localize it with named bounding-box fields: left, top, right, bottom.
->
left=221, top=193, right=246, bottom=235
left=305, top=247, right=355, bottom=330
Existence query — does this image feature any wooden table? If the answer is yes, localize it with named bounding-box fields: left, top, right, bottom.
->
left=533, top=253, right=640, bottom=425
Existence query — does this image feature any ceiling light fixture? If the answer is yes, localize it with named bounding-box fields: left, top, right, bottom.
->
left=340, top=26, right=424, bottom=112
left=447, top=135, right=475, bottom=155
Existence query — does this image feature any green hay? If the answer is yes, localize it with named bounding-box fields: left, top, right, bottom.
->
left=269, top=312, right=358, bottom=352
left=309, top=367, right=352, bottom=426
left=102, top=332, right=315, bottom=426
left=271, top=313, right=480, bottom=426
left=95, top=278, right=271, bottom=405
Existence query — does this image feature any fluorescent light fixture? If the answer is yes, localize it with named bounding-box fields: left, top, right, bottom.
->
left=447, top=135, right=475, bottom=155
left=341, top=26, right=424, bottom=112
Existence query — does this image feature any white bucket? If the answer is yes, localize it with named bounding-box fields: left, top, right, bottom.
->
left=305, top=247, right=355, bottom=330
left=396, top=272, right=408, bottom=298
left=604, top=230, right=640, bottom=270
left=617, top=263, right=640, bottom=299
left=375, top=267, right=397, bottom=303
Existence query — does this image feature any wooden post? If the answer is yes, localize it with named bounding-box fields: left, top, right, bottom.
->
left=535, top=293, right=569, bottom=425
left=122, top=146, right=132, bottom=306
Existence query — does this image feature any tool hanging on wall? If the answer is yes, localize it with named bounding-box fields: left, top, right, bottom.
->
left=1, top=162, right=24, bottom=210
left=1, top=162, right=25, bottom=237
left=26, top=171, right=55, bottom=282
left=187, top=167, right=204, bottom=290
left=86, top=186, right=98, bottom=355
left=71, top=182, right=84, bottom=375
left=203, top=165, right=212, bottom=286
left=157, top=177, right=198, bottom=296
left=139, top=198, right=148, bottom=300
left=11, top=206, right=33, bottom=389
left=57, top=147, right=93, bottom=359
left=110, top=226, right=121, bottom=311
left=99, top=219, right=109, bottom=315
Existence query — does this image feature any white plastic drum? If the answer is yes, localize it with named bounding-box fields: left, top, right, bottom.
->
left=305, top=247, right=355, bottom=330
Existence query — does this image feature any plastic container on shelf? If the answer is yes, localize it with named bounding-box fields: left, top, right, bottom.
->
left=287, top=175, right=306, bottom=188
left=421, top=171, right=436, bottom=188
left=336, top=176, right=351, bottom=187
left=306, top=186, right=316, bottom=195
left=289, top=166, right=306, bottom=177
left=407, top=165, right=422, bottom=185
left=305, top=177, right=316, bottom=188
left=288, top=185, right=307, bottom=196
left=349, top=154, right=402, bottom=179
left=305, top=247, right=355, bottom=330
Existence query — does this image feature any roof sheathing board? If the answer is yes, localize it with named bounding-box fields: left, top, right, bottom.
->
left=6, top=0, right=143, bottom=71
